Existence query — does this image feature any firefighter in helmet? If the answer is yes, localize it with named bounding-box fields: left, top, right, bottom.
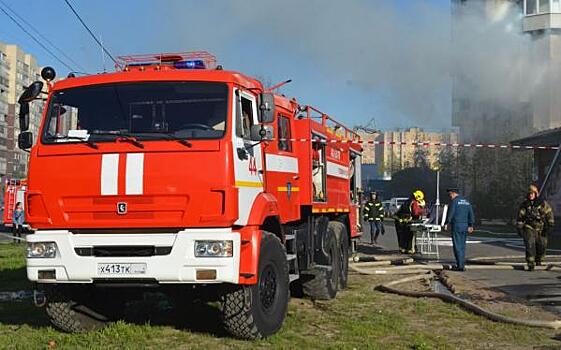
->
left=363, top=191, right=385, bottom=244
left=516, top=184, right=554, bottom=271
left=394, top=189, right=426, bottom=254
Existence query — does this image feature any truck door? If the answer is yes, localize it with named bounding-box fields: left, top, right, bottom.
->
left=264, top=113, right=300, bottom=221
left=232, top=89, right=263, bottom=225
left=350, top=151, right=362, bottom=236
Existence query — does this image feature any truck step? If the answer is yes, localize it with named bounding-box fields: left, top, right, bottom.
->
left=289, top=273, right=300, bottom=282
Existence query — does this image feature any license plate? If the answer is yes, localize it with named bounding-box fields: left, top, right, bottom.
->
left=97, top=263, right=146, bottom=275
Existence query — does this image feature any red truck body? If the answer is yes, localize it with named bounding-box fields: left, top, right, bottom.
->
left=21, top=52, right=363, bottom=338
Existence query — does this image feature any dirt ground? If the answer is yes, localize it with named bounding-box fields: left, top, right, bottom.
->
left=439, top=270, right=560, bottom=322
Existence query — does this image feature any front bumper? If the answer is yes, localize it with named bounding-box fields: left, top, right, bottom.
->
left=26, top=228, right=241, bottom=284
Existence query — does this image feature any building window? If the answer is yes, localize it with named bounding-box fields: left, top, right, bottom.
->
left=526, top=0, right=537, bottom=14
left=541, top=0, right=551, bottom=12
left=277, top=115, right=292, bottom=152
left=526, top=0, right=561, bottom=14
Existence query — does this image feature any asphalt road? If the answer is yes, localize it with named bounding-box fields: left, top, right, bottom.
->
left=360, top=220, right=561, bottom=316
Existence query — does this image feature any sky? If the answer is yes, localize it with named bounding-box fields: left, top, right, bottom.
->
left=0, top=0, right=453, bottom=130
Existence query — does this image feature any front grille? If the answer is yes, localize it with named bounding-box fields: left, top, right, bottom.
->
left=75, top=246, right=172, bottom=257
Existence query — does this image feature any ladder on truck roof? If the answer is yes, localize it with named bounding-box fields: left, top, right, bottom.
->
left=298, top=105, right=361, bottom=142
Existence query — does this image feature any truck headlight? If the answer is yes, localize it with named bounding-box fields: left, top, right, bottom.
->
left=194, top=240, right=233, bottom=257
left=26, top=242, right=57, bottom=258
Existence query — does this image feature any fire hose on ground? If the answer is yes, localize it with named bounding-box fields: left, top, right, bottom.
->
left=349, top=255, right=561, bottom=329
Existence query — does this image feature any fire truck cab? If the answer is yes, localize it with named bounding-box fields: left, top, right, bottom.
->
left=18, top=52, right=363, bottom=339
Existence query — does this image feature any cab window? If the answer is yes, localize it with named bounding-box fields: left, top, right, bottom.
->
left=240, top=96, right=254, bottom=139
left=278, top=115, right=292, bottom=152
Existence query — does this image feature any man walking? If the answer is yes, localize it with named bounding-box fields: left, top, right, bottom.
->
left=517, top=184, right=554, bottom=271
left=444, top=188, right=474, bottom=271
left=363, top=192, right=384, bottom=244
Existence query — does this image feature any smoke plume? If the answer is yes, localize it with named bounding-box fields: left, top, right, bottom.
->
left=164, top=0, right=546, bottom=129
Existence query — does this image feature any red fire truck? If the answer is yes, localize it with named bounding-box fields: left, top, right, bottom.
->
left=17, top=52, right=363, bottom=339
left=2, top=179, right=27, bottom=228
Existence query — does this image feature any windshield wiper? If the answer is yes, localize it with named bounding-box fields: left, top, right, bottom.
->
left=131, top=131, right=192, bottom=148
left=155, top=133, right=192, bottom=148
left=46, top=135, right=99, bottom=149
left=89, top=131, right=144, bottom=149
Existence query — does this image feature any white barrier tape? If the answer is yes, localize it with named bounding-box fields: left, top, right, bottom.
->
left=0, top=290, right=33, bottom=302
left=0, top=232, right=25, bottom=241
left=0, top=290, right=46, bottom=305
left=272, top=138, right=558, bottom=150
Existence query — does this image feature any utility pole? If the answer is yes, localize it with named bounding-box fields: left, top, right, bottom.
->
left=435, top=170, right=440, bottom=224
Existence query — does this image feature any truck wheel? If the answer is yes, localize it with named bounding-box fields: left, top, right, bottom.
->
left=301, top=222, right=340, bottom=300
left=333, top=221, right=349, bottom=290
left=220, top=231, right=289, bottom=339
left=44, top=287, right=111, bottom=333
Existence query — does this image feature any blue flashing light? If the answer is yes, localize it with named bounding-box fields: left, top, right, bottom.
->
left=174, top=60, right=206, bottom=69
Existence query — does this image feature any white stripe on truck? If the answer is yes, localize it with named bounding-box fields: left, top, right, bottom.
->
left=125, top=153, right=144, bottom=195
left=101, top=154, right=119, bottom=195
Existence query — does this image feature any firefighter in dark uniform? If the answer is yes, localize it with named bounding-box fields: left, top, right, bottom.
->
left=394, top=190, right=425, bottom=254
left=363, top=192, right=385, bottom=244
left=517, top=184, right=554, bottom=271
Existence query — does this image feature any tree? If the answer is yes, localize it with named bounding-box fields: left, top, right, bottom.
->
left=456, top=146, right=532, bottom=223
left=387, top=166, right=456, bottom=204
left=413, top=147, right=429, bottom=169
left=438, top=147, right=457, bottom=180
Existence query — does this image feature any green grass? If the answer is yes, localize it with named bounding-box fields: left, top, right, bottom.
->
left=0, top=242, right=559, bottom=349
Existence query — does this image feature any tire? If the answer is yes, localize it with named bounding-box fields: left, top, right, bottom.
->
left=44, top=287, right=111, bottom=333
left=220, top=231, right=289, bottom=339
left=333, top=221, right=349, bottom=290
left=301, top=221, right=340, bottom=300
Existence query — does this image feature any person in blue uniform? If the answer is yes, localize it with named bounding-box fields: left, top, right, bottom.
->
left=444, top=188, right=474, bottom=271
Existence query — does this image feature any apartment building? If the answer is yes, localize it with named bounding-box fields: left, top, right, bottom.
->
left=0, top=41, right=43, bottom=178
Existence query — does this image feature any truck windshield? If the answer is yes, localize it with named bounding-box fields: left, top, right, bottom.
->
left=41, top=82, right=228, bottom=144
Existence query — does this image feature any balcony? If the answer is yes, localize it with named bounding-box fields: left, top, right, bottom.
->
left=524, top=0, right=561, bottom=30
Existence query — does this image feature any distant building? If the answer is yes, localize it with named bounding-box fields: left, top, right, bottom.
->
left=0, top=41, right=43, bottom=178
left=354, top=130, right=380, bottom=165
left=356, top=128, right=459, bottom=179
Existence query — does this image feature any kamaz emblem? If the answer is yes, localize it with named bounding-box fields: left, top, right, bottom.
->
left=117, top=202, right=128, bottom=215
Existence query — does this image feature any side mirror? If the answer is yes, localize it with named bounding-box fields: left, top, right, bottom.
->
left=18, top=81, right=44, bottom=103
left=18, top=131, right=33, bottom=150
left=19, top=103, right=29, bottom=131
left=258, top=93, right=275, bottom=123
left=250, top=125, right=273, bottom=141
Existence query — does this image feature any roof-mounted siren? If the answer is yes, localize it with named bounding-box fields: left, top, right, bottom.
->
left=116, top=51, right=217, bottom=71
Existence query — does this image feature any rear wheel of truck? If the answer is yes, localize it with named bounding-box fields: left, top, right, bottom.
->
left=220, top=231, right=289, bottom=339
left=44, top=286, right=116, bottom=333
left=301, top=221, right=340, bottom=300
left=333, top=221, right=349, bottom=290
